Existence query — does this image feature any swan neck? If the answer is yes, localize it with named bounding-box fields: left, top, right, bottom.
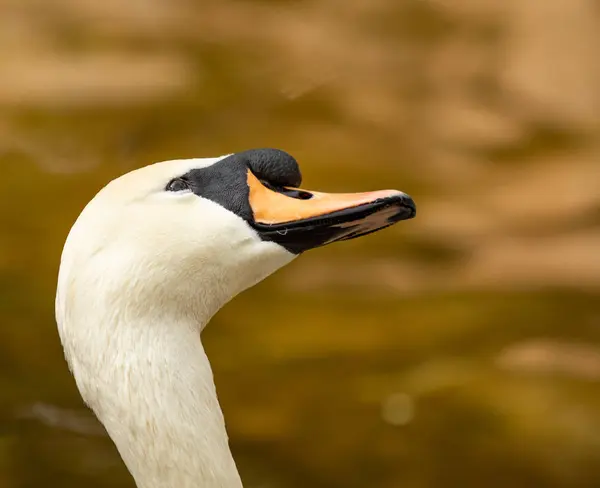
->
left=81, top=316, right=242, bottom=488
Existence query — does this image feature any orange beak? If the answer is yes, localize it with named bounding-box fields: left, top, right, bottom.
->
left=246, top=170, right=416, bottom=253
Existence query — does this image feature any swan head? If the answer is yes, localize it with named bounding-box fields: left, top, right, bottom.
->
left=58, top=148, right=416, bottom=327
left=55, top=148, right=416, bottom=488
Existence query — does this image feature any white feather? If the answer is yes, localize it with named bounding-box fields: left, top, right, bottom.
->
left=56, top=156, right=296, bottom=488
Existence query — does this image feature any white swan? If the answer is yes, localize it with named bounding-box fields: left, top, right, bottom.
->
left=55, top=148, right=416, bottom=488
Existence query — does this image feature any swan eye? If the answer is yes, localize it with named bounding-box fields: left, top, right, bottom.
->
left=166, top=178, right=190, bottom=192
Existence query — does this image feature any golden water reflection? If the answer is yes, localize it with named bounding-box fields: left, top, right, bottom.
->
left=1, top=0, right=599, bottom=487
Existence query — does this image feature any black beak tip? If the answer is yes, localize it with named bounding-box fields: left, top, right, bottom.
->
left=402, top=193, right=416, bottom=218
left=389, top=192, right=416, bottom=222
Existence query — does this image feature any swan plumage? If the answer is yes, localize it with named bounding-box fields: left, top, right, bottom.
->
left=55, top=148, right=415, bottom=488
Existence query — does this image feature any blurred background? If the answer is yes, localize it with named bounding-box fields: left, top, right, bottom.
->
left=0, top=0, right=599, bottom=487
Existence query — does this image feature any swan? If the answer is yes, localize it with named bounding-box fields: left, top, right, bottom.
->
left=55, top=148, right=416, bottom=488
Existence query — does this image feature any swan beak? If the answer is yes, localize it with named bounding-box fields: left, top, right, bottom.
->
left=247, top=171, right=416, bottom=254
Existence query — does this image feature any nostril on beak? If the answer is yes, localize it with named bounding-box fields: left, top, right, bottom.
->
left=278, top=188, right=313, bottom=200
